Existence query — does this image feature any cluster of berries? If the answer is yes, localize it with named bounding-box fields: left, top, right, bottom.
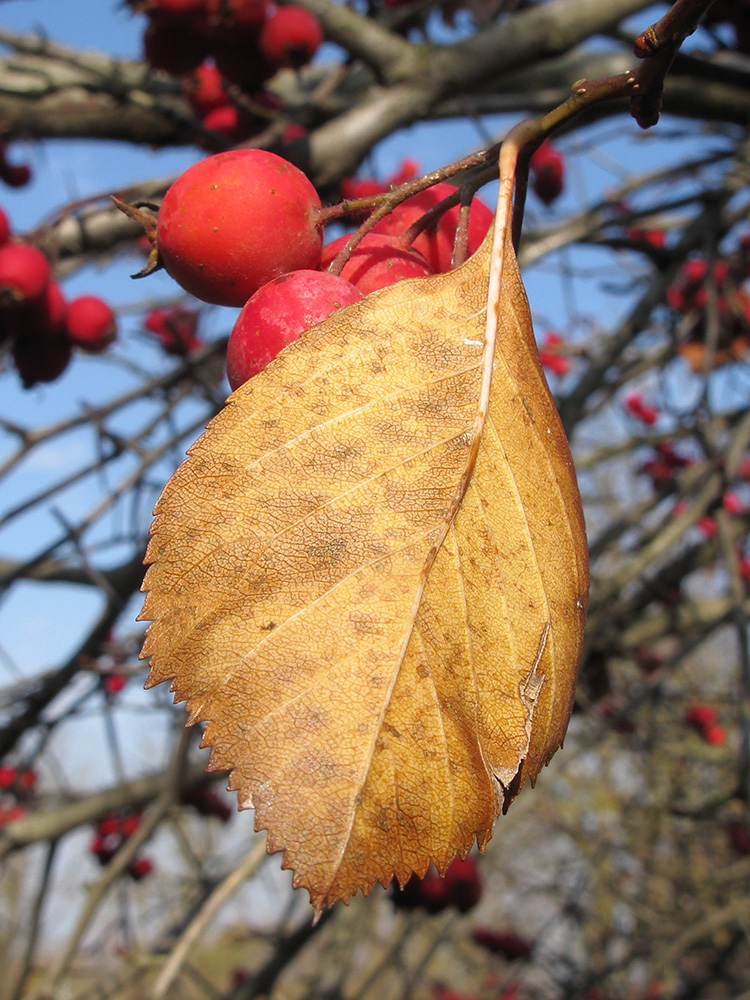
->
left=0, top=763, right=36, bottom=828
left=703, top=0, right=750, bottom=53
left=684, top=704, right=726, bottom=745
left=143, top=305, right=204, bottom=355
left=90, top=810, right=154, bottom=880
left=0, top=206, right=117, bottom=388
left=529, top=140, right=565, bottom=206
left=391, top=855, right=482, bottom=914
left=667, top=254, right=750, bottom=372
left=133, top=147, right=493, bottom=390
left=130, top=0, right=322, bottom=143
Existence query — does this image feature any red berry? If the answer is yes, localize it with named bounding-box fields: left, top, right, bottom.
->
left=0, top=765, right=17, bottom=789
left=373, top=183, right=492, bottom=273
left=0, top=143, right=32, bottom=189
left=259, top=5, right=323, bottom=68
left=143, top=19, right=209, bottom=75
left=143, top=306, right=202, bottom=354
left=96, top=813, right=121, bottom=837
left=201, top=103, right=247, bottom=141
left=703, top=723, right=726, bottom=745
left=64, top=295, right=116, bottom=353
left=128, top=856, right=154, bottom=881
left=530, top=141, right=565, bottom=206
left=0, top=205, right=11, bottom=245
left=0, top=242, right=50, bottom=307
left=13, top=333, right=72, bottom=388
left=472, top=928, right=532, bottom=959
left=119, top=813, right=142, bottom=838
left=103, top=673, right=128, bottom=696
left=157, top=149, right=323, bottom=307
left=697, top=515, right=717, bottom=538
left=321, top=233, right=433, bottom=293
left=226, top=269, right=362, bottom=389
left=182, top=62, right=229, bottom=117
left=685, top=704, right=717, bottom=729
left=722, top=490, right=745, bottom=515
left=442, top=855, right=482, bottom=913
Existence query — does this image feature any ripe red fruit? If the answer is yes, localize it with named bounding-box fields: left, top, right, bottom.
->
left=685, top=704, right=717, bottom=730
left=373, top=183, right=492, bottom=273
left=64, top=295, right=117, bottom=353
left=96, top=813, right=121, bottom=838
left=0, top=242, right=51, bottom=307
left=119, top=813, right=142, bottom=838
left=201, top=103, right=247, bottom=141
left=321, top=233, right=433, bottom=293
left=226, top=269, right=362, bottom=390
left=157, top=149, right=323, bottom=307
left=259, top=5, right=323, bottom=68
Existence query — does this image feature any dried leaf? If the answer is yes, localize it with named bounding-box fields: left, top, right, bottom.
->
left=140, top=204, right=589, bottom=910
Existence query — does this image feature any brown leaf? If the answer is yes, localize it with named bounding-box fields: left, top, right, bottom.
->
left=140, top=208, right=589, bottom=910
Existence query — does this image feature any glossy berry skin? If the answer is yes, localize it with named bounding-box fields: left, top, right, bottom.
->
left=259, top=5, right=323, bottom=68
left=0, top=242, right=51, bottom=306
left=158, top=149, right=323, bottom=307
left=321, top=233, right=432, bottom=294
left=226, top=269, right=362, bottom=390
left=182, top=63, right=229, bottom=117
left=65, top=296, right=117, bottom=353
left=373, top=183, right=492, bottom=274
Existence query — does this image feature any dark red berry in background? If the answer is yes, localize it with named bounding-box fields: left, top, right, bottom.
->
left=0, top=205, right=11, bottom=245
left=321, top=233, right=433, bottom=293
left=0, top=242, right=51, bottom=307
left=13, top=333, right=72, bottom=388
left=64, top=295, right=117, bottom=353
left=144, top=19, right=209, bottom=75
left=530, top=140, right=565, bottom=206
left=0, top=143, right=32, bottom=189
left=473, top=928, right=533, bottom=960
left=157, top=149, right=323, bottom=307
left=442, top=856, right=482, bottom=913
left=128, top=856, right=154, bottom=881
left=143, top=306, right=202, bottom=355
left=226, top=269, right=362, bottom=390
left=259, top=5, right=323, bottom=68
left=182, top=62, right=229, bottom=117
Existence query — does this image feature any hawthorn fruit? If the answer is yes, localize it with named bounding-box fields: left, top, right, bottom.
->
left=157, top=149, right=323, bottom=307
left=259, top=5, right=323, bottom=68
left=226, top=269, right=362, bottom=389
left=64, top=296, right=117, bottom=353
left=0, top=242, right=51, bottom=307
